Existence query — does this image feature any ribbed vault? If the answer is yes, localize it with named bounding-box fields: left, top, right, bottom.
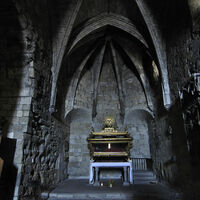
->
left=62, top=23, right=156, bottom=123
left=52, top=0, right=172, bottom=118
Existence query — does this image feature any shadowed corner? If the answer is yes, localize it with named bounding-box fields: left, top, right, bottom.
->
left=0, top=137, right=17, bottom=200
left=0, top=115, right=18, bottom=200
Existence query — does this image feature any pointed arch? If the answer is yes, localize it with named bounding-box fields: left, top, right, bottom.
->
left=115, top=40, right=154, bottom=110
left=135, top=0, right=171, bottom=109
left=67, top=13, right=149, bottom=55
left=64, top=48, right=96, bottom=117
left=50, top=0, right=83, bottom=112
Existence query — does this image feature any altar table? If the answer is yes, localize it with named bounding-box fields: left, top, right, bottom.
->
left=89, top=160, right=133, bottom=186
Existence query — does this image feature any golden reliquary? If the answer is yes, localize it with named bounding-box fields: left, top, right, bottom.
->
left=87, top=116, right=132, bottom=161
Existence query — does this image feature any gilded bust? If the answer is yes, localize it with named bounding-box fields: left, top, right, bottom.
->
left=104, top=116, right=115, bottom=128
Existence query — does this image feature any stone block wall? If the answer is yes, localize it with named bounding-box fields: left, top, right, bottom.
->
left=122, top=66, right=147, bottom=109
left=17, top=21, right=53, bottom=199
left=53, top=117, right=69, bottom=182
left=68, top=121, right=91, bottom=178
left=74, top=70, right=93, bottom=110
left=0, top=1, right=35, bottom=199
left=95, top=63, right=121, bottom=127
left=150, top=104, right=192, bottom=190
left=125, top=110, right=152, bottom=160
left=126, top=123, right=151, bottom=159
left=149, top=2, right=200, bottom=194
left=151, top=115, right=176, bottom=184
left=21, top=115, right=68, bottom=198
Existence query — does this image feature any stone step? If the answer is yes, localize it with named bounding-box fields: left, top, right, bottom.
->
left=45, top=193, right=178, bottom=200
left=133, top=175, right=156, bottom=180
left=133, top=171, right=157, bottom=184
left=133, top=170, right=155, bottom=176
left=41, top=172, right=179, bottom=200
left=133, top=171, right=156, bottom=178
left=45, top=193, right=177, bottom=200
left=133, top=175, right=156, bottom=179
left=46, top=193, right=134, bottom=200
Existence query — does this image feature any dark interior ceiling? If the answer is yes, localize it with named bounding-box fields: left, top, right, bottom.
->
left=54, top=0, right=160, bottom=117
left=20, top=0, right=190, bottom=119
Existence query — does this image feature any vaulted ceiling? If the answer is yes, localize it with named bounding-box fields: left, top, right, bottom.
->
left=11, top=0, right=191, bottom=121
left=51, top=0, right=173, bottom=120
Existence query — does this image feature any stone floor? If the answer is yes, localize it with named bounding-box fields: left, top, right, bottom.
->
left=41, top=171, right=180, bottom=200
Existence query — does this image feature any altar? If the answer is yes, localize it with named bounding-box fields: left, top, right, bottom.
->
left=89, top=160, right=133, bottom=186
left=87, top=116, right=133, bottom=185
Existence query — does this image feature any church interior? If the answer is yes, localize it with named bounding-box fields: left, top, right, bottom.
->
left=0, top=0, right=200, bottom=199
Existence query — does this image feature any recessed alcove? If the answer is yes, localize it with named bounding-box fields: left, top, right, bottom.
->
left=65, top=39, right=154, bottom=178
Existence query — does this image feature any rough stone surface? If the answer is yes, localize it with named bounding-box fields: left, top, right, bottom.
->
left=68, top=121, right=91, bottom=177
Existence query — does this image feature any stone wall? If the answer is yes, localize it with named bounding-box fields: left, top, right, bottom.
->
left=150, top=104, right=193, bottom=192
left=74, top=70, right=93, bottom=110
left=67, top=109, right=91, bottom=178
left=21, top=116, right=68, bottom=198
left=95, top=63, right=121, bottom=128
left=150, top=2, right=200, bottom=193
left=0, top=1, right=79, bottom=198
left=165, top=8, right=200, bottom=198
left=151, top=114, right=176, bottom=184
left=125, top=111, right=151, bottom=159
left=54, top=118, right=69, bottom=182
left=122, top=65, right=147, bottom=110
left=0, top=1, right=33, bottom=199
left=0, top=1, right=70, bottom=199
left=17, top=19, right=53, bottom=200
left=68, top=60, right=152, bottom=177
left=68, top=120, right=91, bottom=178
